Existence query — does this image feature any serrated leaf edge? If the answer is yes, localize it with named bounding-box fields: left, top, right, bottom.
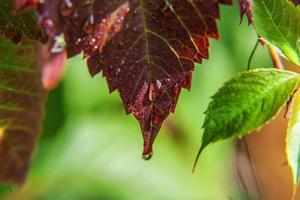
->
left=193, top=68, right=300, bottom=172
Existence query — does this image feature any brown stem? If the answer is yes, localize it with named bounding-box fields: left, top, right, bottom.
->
left=268, top=45, right=284, bottom=69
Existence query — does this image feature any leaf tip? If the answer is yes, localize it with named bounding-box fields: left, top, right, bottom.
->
left=192, top=144, right=206, bottom=173
left=142, top=140, right=153, bottom=161
left=142, top=152, right=153, bottom=160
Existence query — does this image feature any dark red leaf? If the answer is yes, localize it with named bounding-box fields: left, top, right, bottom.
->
left=238, top=0, right=253, bottom=24
left=16, top=0, right=231, bottom=159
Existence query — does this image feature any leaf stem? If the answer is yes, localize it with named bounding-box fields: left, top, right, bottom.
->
left=247, top=40, right=260, bottom=71
left=268, top=45, right=284, bottom=69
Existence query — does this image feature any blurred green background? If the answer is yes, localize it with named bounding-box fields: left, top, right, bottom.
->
left=0, top=2, right=273, bottom=200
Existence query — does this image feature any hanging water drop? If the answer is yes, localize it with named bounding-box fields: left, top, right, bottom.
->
left=89, top=38, right=96, bottom=45
left=142, top=139, right=153, bottom=160
left=156, top=80, right=162, bottom=89
left=75, top=38, right=82, bottom=45
left=142, top=152, right=153, bottom=160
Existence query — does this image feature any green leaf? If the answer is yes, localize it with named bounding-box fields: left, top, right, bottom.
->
left=252, top=0, right=300, bottom=65
left=0, top=183, right=14, bottom=196
left=0, top=0, right=48, bottom=43
left=193, top=69, right=299, bottom=170
left=286, top=90, right=300, bottom=186
left=0, top=35, right=46, bottom=184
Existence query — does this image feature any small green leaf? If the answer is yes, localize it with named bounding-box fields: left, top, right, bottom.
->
left=286, top=90, right=300, bottom=186
left=252, top=0, right=300, bottom=65
left=0, top=183, right=14, bottom=196
left=194, top=69, right=299, bottom=170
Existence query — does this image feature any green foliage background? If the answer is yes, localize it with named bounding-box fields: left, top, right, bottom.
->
left=0, top=3, right=273, bottom=199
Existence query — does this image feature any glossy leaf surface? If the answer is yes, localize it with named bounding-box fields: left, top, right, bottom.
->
left=14, top=0, right=232, bottom=158
left=253, top=0, right=300, bottom=65
left=194, top=69, right=300, bottom=169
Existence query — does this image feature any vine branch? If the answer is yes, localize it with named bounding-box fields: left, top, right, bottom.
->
left=247, top=40, right=260, bottom=71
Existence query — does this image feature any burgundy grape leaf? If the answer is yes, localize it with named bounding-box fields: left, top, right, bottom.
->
left=15, top=0, right=231, bottom=159
left=0, top=0, right=48, bottom=44
left=238, top=0, right=253, bottom=24
left=0, top=36, right=46, bottom=184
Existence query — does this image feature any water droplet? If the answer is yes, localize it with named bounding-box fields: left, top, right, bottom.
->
left=75, top=38, right=82, bottom=45
left=64, top=0, right=73, bottom=8
left=149, top=83, right=155, bottom=101
left=88, top=14, right=95, bottom=25
left=143, top=139, right=153, bottom=160
left=73, top=11, right=79, bottom=18
left=60, top=0, right=73, bottom=16
left=93, top=45, right=99, bottom=52
left=156, top=80, right=162, bottom=89
left=40, top=17, right=54, bottom=35
left=142, top=152, right=153, bottom=160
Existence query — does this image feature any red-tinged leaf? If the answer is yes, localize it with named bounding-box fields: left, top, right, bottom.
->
left=0, top=36, right=46, bottom=184
left=75, top=2, right=131, bottom=76
left=17, top=0, right=231, bottom=158
left=40, top=44, right=67, bottom=90
left=238, top=0, right=253, bottom=24
left=0, top=0, right=47, bottom=44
